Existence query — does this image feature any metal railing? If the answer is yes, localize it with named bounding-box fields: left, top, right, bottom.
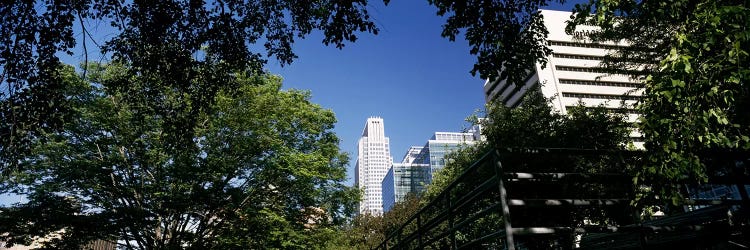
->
left=374, top=148, right=750, bottom=250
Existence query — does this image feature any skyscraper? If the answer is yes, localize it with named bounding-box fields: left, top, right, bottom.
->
left=355, top=117, right=393, bottom=215
left=483, top=9, right=644, bottom=146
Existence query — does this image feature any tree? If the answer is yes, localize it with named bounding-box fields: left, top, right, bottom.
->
left=417, top=92, right=634, bottom=248
left=0, top=0, right=383, bottom=170
left=426, top=90, right=632, bottom=198
left=337, top=193, right=423, bottom=250
left=429, top=0, right=749, bottom=202
left=380, top=193, right=423, bottom=240
left=568, top=0, right=750, bottom=199
left=0, top=64, right=358, bottom=249
left=340, top=213, right=385, bottom=250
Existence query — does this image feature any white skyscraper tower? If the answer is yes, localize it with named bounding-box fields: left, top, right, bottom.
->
left=483, top=10, right=644, bottom=147
left=355, top=117, right=392, bottom=215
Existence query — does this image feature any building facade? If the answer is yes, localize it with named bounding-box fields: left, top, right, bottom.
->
left=355, top=117, right=393, bottom=215
left=413, top=132, right=478, bottom=176
left=483, top=9, right=644, bottom=146
left=381, top=163, right=431, bottom=212
left=400, top=146, right=425, bottom=164
left=381, top=130, right=481, bottom=212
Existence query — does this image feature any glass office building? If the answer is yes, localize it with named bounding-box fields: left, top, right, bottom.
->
left=413, top=132, right=477, bottom=177
left=401, top=146, right=424, bottom=164
left=380, top=125, right=483, bottom=212
left=382, top=163, right=431, bottom=212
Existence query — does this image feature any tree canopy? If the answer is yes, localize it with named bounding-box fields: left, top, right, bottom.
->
left=432, top=0, right=749, bottom=200
left=1, top=1, right=383, bottom=248
left=334, top=193, right=423, bottom=250
left=0, top=64, right=358, bottom=249
left=567, top=0, right=750, bottom=198
left=395, top=92, right=636, bottom=249
left=1, top=0, right=383, bottom=169
left=425, top=91, right=632, bottom=200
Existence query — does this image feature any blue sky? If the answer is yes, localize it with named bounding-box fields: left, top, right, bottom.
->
left=263, top=1, right=486, bottom=185
left=265, top=1, right=577, bottom=184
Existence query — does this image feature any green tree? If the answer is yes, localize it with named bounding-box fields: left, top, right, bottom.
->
left=341, top=213, right=385, bottom=250
left=0, top=64, right=358, bottom=249
left=568, top=0, right=750, bottom=200
left=429, top=0, right=750, bottom=202
left=380, top=193, right=423, bottom=241
left=337, top=193, right=423, bottom=250
left=427, top=91, right=632, bottom=199
left=417, top=92, right=634, bottom=248
left=1, top=0, right=383, bottom=170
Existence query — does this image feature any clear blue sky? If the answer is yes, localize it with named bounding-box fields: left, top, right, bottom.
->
left=264, top=1, right=486, bottom=185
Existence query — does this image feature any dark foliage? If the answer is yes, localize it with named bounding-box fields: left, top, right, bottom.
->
left=0, top=0, right=381, bottom=170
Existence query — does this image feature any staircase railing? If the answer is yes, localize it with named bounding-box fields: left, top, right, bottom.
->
left=373, top=148, right=750, bottom=250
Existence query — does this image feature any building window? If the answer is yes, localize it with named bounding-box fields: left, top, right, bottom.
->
left=562, top=92, right=642, bottom=101
left=559, top=79, right=643, bottom=88
left=555, top=65, right=644, bottom=76
left=501, top=73, right=537, bottom=104
left=553, top=53, right=604, bottom=61
left=549, top=41, right=627, bottom=50
left=487, top=70, right=536, bottom=102
left=565, top=106, right=640, bottom=114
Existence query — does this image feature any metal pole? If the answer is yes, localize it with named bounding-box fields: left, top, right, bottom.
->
left=494, top=150, right=516, bottom=250
left=448, top=192, right=456, bottom=249
left=733, top=158, right=750, bottom=242
left=397, top=228, right=401, bottom=250
left=418, top=213, right=423, bottom=248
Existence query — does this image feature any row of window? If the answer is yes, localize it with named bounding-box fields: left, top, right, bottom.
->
left=553, top=53, right=604, bottom=61
left=565, top=106, right=641, bottom=114
left=554, top=52, right=657, bottom=65
left=558, top=79, right=643, bottom=88
left=562, top=92, right=642, bottom=101
left=502, top=72, right=537, bottom=104
left=549, top=41, right=627, bottom=50
left=434, top=133, right=474, bottom=141
left=555, top=65, right=644, bottom=76
left=508, top=82, right=540, bottom=108
left=556, top=65, right=612, bottom=73
left=485, top=70, right=536, bottom=100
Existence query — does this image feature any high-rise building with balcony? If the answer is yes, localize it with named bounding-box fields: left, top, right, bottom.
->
left=483, top=9, right=644, bottom=146
left=355, top=117, right=393, bottom=215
